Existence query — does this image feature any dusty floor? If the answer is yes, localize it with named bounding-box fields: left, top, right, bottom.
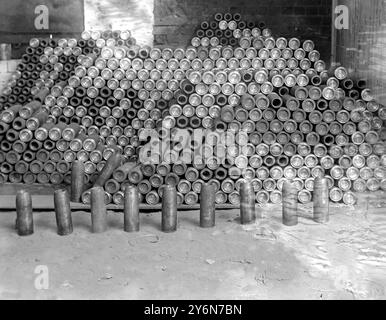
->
left=1, top=198, right=386, bottom=300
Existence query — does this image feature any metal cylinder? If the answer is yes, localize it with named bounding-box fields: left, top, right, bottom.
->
left=113, top=161, right=136, bottom=182
left=16, top=190, right=33, bottom=236
left=90, top=187, right=107, bottom=233
left=200, top=183, right=216, bottom=228
left=313, top=178, right=329, bottom=223
left=70, top=160, right=85, bottom=202
left=282, top=181, right=298, bottom=226
left=105, top=179, right=121, bottom=194
left=240, top=181, right=256, bottom=224
left=124, top=186, right=140, bottom=232
left=161, top=185, right=177, bottom=233
left=128, top=165, right=144, bottom=184
left=54, top=189, right=73, bottom=236
left=94, top=151, right=122, bottom=187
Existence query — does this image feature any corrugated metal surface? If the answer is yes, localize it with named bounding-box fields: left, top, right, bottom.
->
left=335, top=0, right=386, bottom=105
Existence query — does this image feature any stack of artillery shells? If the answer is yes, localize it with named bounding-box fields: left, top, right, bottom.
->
left=0, top=13, right=385, bottom=207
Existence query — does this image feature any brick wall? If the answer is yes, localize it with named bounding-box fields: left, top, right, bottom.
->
left=0, top=60, right=20, bottom=93
left=154, top=0, right=333, bottom=63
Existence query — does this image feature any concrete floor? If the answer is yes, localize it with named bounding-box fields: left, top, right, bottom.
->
left=1, top=198, right=386, bottom=300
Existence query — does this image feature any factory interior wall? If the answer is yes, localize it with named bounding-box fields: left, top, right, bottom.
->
left=153, top=0, right=333, bottom=61
left=2, top=0, right=386, bottom=109
left=83, top=0, right=154, bottom=47
left=0, top=0, right=333, bottom=92
left=334, top=0, right=386, bottom=106
left=0, top=60, right=20, bottom=93
left=0, top=0, right=155, bottom=93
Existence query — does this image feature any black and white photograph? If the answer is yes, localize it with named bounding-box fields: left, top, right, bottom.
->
left=0, top=0, right=385, bottom=306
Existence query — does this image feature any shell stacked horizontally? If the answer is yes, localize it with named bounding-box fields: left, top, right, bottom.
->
left=0, top=13, right=385, bottom=207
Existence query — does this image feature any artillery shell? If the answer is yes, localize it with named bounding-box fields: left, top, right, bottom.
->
left=90, top=187, right=107, bottom=233
left=240, top=181, right=257, bottom=224
left=313, top=178, right=329, bottom=223
left=71, top=160, right=85, bottom=203
left=16, top=190, right=34, bottom=236
left=161, top=185, right=178, bottom=233
left=94, top=151, right=122, bottom=187
left=200, top=183, right=216, bottom=228
left=54, top=189, right=73, bottom=236
left=282, top=180, right=298, bottom=226
left=124, top=186, right=140, bottom=232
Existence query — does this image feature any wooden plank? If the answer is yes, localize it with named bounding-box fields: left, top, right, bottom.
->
left=0, top=183, right=57, bottom=195
left=0, top=195, right=239, bottom=212
left=0, top=184, right=385, bottom=212
left=0, top=183, right=238, bottom=212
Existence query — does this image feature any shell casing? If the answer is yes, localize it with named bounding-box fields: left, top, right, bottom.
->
left=90, top=187, right=107, bottom=233
left=240, top=181, right=257, bottom=224
left=282, top=181, right=298, bottom=226
left=313, top=178, right=329, bottom=223
left=124, top=186, right=140, bottom=232
left=54, top=189, right=73, bottom=236
left=161, top=185, right=178, bottom=233
left=200, top=183, right=216, bottom=228
left=70, top=160, right=85, bottom=203
left=94, top=152, right=122, bottom=187
left=16, top=190, right=34, bottom=236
